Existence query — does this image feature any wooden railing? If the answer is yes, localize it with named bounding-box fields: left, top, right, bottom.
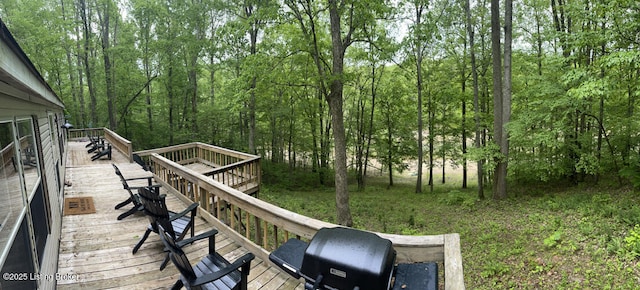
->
left=103, top=128, right=133, bottom=162
left=136, top=142, right=260, bottom=195
left=67, top=128, right=104, bottom=140
left=148, top=153, right=465, bottom=289
left=66, top=128, right=133, bottom=162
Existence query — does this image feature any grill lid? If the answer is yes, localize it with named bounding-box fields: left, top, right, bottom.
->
left=299, top=227, right=396, bottom=290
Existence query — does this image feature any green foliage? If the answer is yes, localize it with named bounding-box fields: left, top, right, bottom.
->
left=623, top=225, right=640, bottom=259
left=439, top=190, right=476, bottom=210
left=543, top=230, right=563, bottom=248
left=619, top=163, right=640, bottom=189
left=261, top=160, right=333, bottom=191
left=480, top=262, right=510, bottom=278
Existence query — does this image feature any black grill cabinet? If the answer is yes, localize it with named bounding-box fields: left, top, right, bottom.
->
left=300, top=227, right=396, bottom=290
left=269, top=227, right=438, bottom=290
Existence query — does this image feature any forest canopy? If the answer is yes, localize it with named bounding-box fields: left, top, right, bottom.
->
left=1, top=0, right=639, bottom=197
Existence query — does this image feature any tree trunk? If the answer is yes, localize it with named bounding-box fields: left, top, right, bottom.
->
left=491, top=0, right=507, bottom=199
left=465, top=0, right=484, bottom=198
left=98, top=0, right=116, bottom=130
left=72, top=0, right=87, bottom=127
left=61, top=0, right=80, bottom=127
left=79, top=0, right=97, bottom=126
left=387, top=110, right=394, bottom=187
left=461, top=67, right=467, bottom=189
left=492, top=0, right=512, bottom=199
left=428, top=84, right=435, bottom=192
left=209, top=55, right=216, bottom=143
left=414, top=4, right=425, bottom=194
left=188, top=53, right=199, bottom=138
left=144, top=31, right=153, bottom=131
left=320, top=95, right=331, bottom=185
left=355, top=86, right=366, bottom=191
left=168, top=65, right=175, bottom=145
left=328, top=0, right=352, bottom=227
left=245, top=3, right=260, bottom=155
left=362, top=59, right=379, bottom=190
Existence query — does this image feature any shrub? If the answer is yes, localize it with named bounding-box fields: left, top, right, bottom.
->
left=623, top=224, right=640, bottom=258
left=543, top=230, right=563, bottom=248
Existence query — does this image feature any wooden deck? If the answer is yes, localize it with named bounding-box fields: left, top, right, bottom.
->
left=58, top=141, right=303, bottom=289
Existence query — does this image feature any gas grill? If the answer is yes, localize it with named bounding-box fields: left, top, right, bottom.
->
left=269, top=227, right=437, bottom=290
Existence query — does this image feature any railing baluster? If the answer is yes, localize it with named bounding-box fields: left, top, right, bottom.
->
left=255, top=216, right=262, bottom=246
left=245, top=211, right=251, bottom=239
left=262, top=220, right=268, bottom=250
left=230, top=204, right=236, bottom=230
left=273, top=225, right=279, bottom=250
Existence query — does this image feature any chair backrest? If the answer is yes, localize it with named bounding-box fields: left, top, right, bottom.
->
left=158, top=223, right=197, bottom=281
left=138, top=187, right=175, bottom=236
left=112, top=163, right=123, bottom=177
left=133, top=154, right=150, bottom=171
left=112, top=164, right=130, bottom=190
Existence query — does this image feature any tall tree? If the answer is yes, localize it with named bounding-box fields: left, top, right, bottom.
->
left=97, top=0, right=116, bottom=129
left=490, top=0, right=511, bottom=199
left=351, top=27, right=390, bottom=191
left=409, top=1, right=427, bottom=193
left=78, top=0, right=98, bottom=126
left=284, top=0, right=329, bottom=185
left=131, top=0, right=158, bottom=132
left=327, top=0, right=353, bottom=226
left=465, top=0, right=484, bottom=198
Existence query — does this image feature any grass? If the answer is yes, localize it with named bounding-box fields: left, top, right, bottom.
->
left=260, top=168, right=640, bottom=289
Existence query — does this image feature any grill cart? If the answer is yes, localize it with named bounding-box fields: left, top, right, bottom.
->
left=269, top=227, right=438, bottom=290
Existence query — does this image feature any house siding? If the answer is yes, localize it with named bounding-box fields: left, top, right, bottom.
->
left=1, top=18, right=66, bottom=290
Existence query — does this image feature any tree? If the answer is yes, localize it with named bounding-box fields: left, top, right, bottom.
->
left=409, top=1, right=427, bottom=193
left=225, top=0, right=277, bottom=154
left=130, top=0, right=159, bottom=132
left=490, top=0, right=511, bottom=199
left=349, top=26, right=392, bottom=191
left=326, top=0, right=353, bottom=226
left=376, top=69, right=416, bottom=187
left=465, top=0, right=484, bottom=198
left=78, top=0, right=99, bottom=127
left=96, top=0, right=117, bottom=129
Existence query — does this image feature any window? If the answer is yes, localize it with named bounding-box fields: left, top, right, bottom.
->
left=30, top=183, right=49, bottom=265
left=0, top=121, right=24, bottom=257
left=0, top=218, right=37, bottom=289
left=15, top=119, right=39, bottom=197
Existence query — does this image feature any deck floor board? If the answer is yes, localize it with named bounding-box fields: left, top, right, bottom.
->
left=58, top=141, right=302, bottom=289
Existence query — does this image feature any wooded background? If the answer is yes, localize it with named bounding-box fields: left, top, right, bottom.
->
left=2, top=0, right=639, bottom=220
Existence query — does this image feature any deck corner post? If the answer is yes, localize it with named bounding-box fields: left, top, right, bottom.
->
left=444, top=233, right=465, bottom=290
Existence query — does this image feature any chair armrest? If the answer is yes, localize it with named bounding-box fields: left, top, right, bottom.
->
left=129, top=184, right=162, bottom=191
left=176, top=229, right=218, bottom=248
left=125, top=176, right=152, bottom=181
left=169, top=202, right=199, bottom=221
left=191, top=253, right=255, bottom=287
left=125, top=176, right=154, bottom=186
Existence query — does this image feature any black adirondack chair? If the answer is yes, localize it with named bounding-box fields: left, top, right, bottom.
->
left=91, top=143, right=112, bottom=161
left=157, top=222, right=255, bottom=290
left=113, top=164, right=159, bottom=220
left=133, top=187, right=198, bottom=270
left=86, top=135, right=102, bottom=153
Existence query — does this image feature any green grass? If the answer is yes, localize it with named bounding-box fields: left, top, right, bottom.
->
left=260, top=172, right=640, bottom=289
